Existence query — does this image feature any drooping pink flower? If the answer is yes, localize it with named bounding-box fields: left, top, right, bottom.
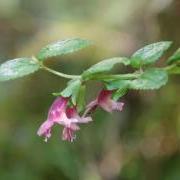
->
left=37, top=97, right=92, bottom=142
left=85, top=89, right=124, bottom=115
left=37, top=97, right=68, bottom=142
left=97, top=90, right=124, bottom=112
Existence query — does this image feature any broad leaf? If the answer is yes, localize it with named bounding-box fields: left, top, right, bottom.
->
left=0, top=58, right=40, bottom=81
left=82, top=57, right=130, bottom=80
left=167, top=48, right=180, bottom=64
left=129, top=68, right=168, bottom=90
left=131, top=41, right=172, bottom=68
left=37, top=38, right=92, bottom=61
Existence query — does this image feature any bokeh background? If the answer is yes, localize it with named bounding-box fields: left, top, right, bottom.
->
left=0, top=0, right=180, bottom=179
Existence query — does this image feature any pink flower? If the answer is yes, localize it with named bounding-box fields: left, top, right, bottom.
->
left=97, top=90, right=124, bottom=112
left=37, top=97, right=68, bottom=142
left=85, top=89, right=124, bottom=115
left=37, top=97, right=92, bottom=142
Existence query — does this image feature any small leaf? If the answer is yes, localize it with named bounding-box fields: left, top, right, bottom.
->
left=105, top=80, right=129, bottom=100
left=0, top=58, right=40, bottom=81
left=53, top=79, right=81, bottom=105
left=131, top=41, right=172, bottom=68
left=76, top=85, right=86, bottom=112
left=129, top=68, right=168, bottom=90
left=61, top=79, right=81, bottom=100
left=37, top=38, right=93, bottom=61
left=167, top=48, right=180, bottom=64
left=112, top=88, right=128, bottom=101
left=82, top=57, right=130, bottom=80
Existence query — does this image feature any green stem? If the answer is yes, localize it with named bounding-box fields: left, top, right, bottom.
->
left=41, top=64, right=81, bottom=79
left=163, top=64, right=177, bottom=72
left=36, top=58, right=179, bottom=81
left=32, top=56, right=81, bottom=79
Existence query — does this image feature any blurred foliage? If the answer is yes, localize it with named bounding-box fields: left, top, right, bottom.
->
left=0, top=0, right=179, bottom=179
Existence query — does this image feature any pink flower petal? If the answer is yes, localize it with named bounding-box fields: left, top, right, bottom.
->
left=37, top=120, right=54, bottom=142
left=111, top=102, right=124, bottom=111
left=62, top=127, right=76, bottom=142
left=47, top=97, right=68, bottom=122
left=67, top=107, right=92, bottom=123
left=37, top=97, right=68, bottom=141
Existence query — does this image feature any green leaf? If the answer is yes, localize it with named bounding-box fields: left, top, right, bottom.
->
left=131, top=41, right=172, bottom=68
left=105, top=79, right=130, bottom=90
left=53, top=79, right=81, bottom=105
left=105, top=79, right=129, bottom=100
left=129, top=68, right=168, bottom=90
left=36, top=38, right=93, bottom=61
left=61, top=79, right=81, bottom=101
left=167, top=48, right=180, bottom=64
left=112, top=88, right=128, bottom=101
left=82, top=57, right=130, bottom=80
left=0, top=58, right=40, bottom=81
left=76, top=85, right=86, bottom=112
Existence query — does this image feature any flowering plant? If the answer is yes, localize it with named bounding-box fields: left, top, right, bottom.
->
left=0, top=38, right=179, bottom=142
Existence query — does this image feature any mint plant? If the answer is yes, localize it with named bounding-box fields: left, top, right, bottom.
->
left=0, top=38, right=179, bottom=142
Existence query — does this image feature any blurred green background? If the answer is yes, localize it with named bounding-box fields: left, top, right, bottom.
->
left=0, top=0, right=180, bottom=179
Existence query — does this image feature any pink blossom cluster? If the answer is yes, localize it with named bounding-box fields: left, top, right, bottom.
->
left=37, top=90, right=124, bottom=142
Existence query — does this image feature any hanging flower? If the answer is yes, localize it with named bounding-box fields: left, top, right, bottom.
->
left=37, top=97, right=92, bottom=142
left=85, top=89, right=124, bottom=115
left=37, top=97, right=68, bottom=142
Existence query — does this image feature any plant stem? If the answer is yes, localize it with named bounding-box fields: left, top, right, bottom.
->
left=41, top=64, right=81, bottom=79
left=31, top=56, right=81, bottom=79
left=163, top=64, right=177, bottom=72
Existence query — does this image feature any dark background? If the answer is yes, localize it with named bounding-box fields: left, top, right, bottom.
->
left=0, top=0, right=179, bottom=179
